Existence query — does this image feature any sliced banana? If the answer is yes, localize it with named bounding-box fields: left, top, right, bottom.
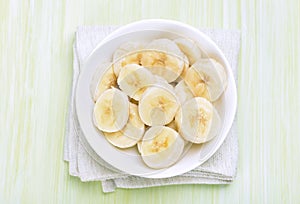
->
left=140, top=38, right=186, bottom=82
left=175, top=97, right=221, bottom=144
left=174, top=38, right=202, bottom=64
left=93, top=88, right=129, bottom=132
left=140, top=50, right=185, bottom=83
left=103, top=103, right=145, bottom=148
left=114, top=41, right=145, bottom=59
left=184, top=58, right=227, bottom=101
left=132, top=76, right=174, bottom=101
left=146, top=38, right=184, bottom=57
left=131, top=86, right=149, bottom=101
left=139, top=126, right=184, bottom=169
left=113, top=52, right=143, bottom=77
left=174, top=55, right=190, bottom=82
left=90, top=63, right=117, bottom=102
left=117, top=64, right=156, bottom=100
left=155, top=76, right=175, bottom=91
left=139, top=86, right=179, bottom=126
left=174, top=80, right=194, bottom=104
left=184, top=65, right=210, bottom=100
left=166, top=120, right=192, bottom=147
left=113, top=42, right=145, bottom=76
left=113, top=39, right=186, bottom=82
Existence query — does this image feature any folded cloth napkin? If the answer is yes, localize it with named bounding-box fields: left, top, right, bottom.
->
left=64, top=25, right=240, bottom=193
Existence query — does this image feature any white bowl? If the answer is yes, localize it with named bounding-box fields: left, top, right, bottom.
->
left=76, top=19, right=237, bottom=178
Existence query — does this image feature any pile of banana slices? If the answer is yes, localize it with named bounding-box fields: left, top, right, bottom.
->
left=90, top=38, right=227, bottom=169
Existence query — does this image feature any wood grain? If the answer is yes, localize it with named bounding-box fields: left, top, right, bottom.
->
left=0, top=0, right=299, bottom=203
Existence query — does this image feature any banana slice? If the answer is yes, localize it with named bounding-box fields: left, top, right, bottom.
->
left=174, top=80, right=194, bottom=104
left=117, top=64, right=156, bottom=100
left=103, top=103, right=145, bottom=148
left=184, top=65, right=210, bottom=100
left=146, top=38, right=184, bottom=57
left=139, top=126, right=185, bottom=169
left=140, top=50, right=185, bottom=83
left=175, top=97, right=221, bottom=144
left=174, top=55, right=190, bottom=82
left=90, top=63, right=117, bottom=102
left=184, top=58, right=227, bottom=101
left=132, top=76, right=174, bottom=101
left=139, top=86, right=179, bottom=126
left=155, top=76, right=175, bottom=91
left=113, top=42, right=145, bottom=76
left=114, top=41, right=145, bottom=59
left=174, top=38, right=202, bottom=64
left=140, top=38, right=186, bottom=82
left=166, top=120, right=192, bottom=147
left=93, top=88, right=129, bottom=132
left=115, top=51, right=184, bottom=82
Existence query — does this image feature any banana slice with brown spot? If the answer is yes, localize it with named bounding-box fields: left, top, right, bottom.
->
left=114, top=52, right=144, bottom=77
left=142, top=38, right=187, bottom=82
left=174, top=55, right=190, bottom=82
left=103, top=103, right=145, bottom=148
left=139, top=126, right=185, bottom=169
left=146, top=38, right=184, bottom=57
left=113, top=42, right=145, bottom=76
left=175, top=97, right=221, bottom=144
left=138, top=86, right=179, bottom=126
left=174, top=80, right=194, bottom=104
left=90, top=63, right=117, bottom=102
left=93, top=88, right=129, bottom=132
left=174, top=38, right=202, bottom=65
left=117, top=64, right=156, bottom=100
left=114, top=50, right=186, bottom=83
left=184, top=58, right=227, bottom=101
left=114, top=38, right=186, bottom=82
left=140, top=50, right=185, bottom=83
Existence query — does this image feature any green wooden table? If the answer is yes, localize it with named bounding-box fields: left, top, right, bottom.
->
left=1, top=0, right=299, bottom=203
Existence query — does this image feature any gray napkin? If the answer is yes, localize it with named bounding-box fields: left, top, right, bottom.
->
left=64, top=26, right=240, bottom=193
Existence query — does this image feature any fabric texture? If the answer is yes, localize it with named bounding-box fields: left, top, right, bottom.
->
left=64, top=26, right=240, bottom=193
